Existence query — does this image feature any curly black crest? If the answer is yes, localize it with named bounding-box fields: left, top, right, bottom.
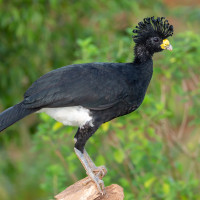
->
left=132, top=16, right=174, bottom=44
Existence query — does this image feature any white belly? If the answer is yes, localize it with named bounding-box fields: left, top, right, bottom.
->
left=39, top=106, right=93, bottom=127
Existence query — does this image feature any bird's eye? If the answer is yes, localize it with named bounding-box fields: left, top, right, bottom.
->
left=153, top=37, right=159, bottom=42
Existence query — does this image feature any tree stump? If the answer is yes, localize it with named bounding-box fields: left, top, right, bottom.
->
left=55, top=176, right=124, bottom=200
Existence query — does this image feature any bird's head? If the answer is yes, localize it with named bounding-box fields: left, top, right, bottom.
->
left=132, top=17, right=174, bottom=54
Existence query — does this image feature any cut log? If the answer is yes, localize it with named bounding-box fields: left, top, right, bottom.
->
left=55, top=176, right=124, bottom=200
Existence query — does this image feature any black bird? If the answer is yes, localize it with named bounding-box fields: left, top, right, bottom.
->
left=0, top=17, right=173, bottom=194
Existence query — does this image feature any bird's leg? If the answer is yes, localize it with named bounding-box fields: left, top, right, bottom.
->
left=74, top=147, right=105, bottom=195
left=74, top=125, right=107, bottom=195
left=74, top=129, right=107, bottom=178
left=83, top=149, right=107, bottom=179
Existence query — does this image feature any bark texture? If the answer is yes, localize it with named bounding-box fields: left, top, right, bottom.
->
left=55, top=176, right=124, bottom=200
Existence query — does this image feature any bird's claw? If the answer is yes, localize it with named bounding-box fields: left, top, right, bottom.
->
left=93, top=165, right=107, bottom=179
left=86, top=170, right=106, bottom=195
left=98, top=179, right=106, bottom=195
left=83, top=165, right=107, bottom=195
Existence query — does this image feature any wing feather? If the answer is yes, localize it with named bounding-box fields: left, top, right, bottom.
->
left=23, top=63, right=129, bottom=110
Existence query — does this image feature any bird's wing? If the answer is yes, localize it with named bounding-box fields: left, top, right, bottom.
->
left=23, top=63, right=129, bottom=110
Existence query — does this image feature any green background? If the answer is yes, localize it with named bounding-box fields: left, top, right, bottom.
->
left=0, top=0, right=200, bottom=199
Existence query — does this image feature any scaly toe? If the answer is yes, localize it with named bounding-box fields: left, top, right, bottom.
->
left=86, top=170, right=105, bottom=195
left=94, top=177, right=105, bottom=195
left=93, top=165, right=107, bottom=179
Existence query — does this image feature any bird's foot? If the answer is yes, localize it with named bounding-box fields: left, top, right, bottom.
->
left=85, top=168, right=106, bottom=195
left=74, top=147, right=106, bottom=195
left=83, top=165, right=107, bottom=194
left=92, top=165, right=107, bottom=179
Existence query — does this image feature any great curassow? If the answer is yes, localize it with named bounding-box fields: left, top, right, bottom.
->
left=0, top=16, right=173, bottom=195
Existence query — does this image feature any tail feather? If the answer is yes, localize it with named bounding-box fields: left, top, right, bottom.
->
left=0, top=102, right=36, bottom=132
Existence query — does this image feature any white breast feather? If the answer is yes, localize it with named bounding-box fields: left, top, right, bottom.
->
left=39, top=106, right=93, bottom=127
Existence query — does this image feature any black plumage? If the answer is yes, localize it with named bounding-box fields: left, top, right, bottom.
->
left=0, top=16, right=174, bottom=194
left=23, top=62, right=151, bottom=110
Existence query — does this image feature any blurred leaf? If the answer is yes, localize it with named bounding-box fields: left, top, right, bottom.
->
left=102, top=122, right=110, bottom=132
left=144, top=177, right=156, bottom=188
left=53, top=122, right=63, bottom=131
left=114, top=149, right=125, bottom=163
left=163, top=183, right=170, bottom=195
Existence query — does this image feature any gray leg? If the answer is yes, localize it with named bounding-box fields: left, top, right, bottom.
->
left=74, top=125, right=107, bottom=194
left=74, top=147, right=106, bottom=195
left=83, top=149, right=107, bottom=179
left=74, top=138, right=107, bottom=178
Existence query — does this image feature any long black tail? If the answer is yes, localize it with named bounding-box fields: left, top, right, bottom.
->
left=0, top=102, right=36, bottom=132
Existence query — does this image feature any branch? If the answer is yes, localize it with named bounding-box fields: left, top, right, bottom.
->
left=55, top=176, right=124, bottom=200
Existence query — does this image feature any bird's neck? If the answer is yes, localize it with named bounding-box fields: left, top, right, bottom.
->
left=133, top=44, right=153, bottom=64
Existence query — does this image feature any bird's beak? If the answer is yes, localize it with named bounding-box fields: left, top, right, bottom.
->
left=160, top=39, right=173, bottom=51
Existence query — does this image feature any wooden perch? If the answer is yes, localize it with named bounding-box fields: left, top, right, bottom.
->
left=55, top=176, right=124, bottom=200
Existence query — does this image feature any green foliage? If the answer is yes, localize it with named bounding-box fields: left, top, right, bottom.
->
left=0, top=1, right=200, bottom=200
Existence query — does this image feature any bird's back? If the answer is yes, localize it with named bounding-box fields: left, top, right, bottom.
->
left=23, top=62, right=141, bottom=110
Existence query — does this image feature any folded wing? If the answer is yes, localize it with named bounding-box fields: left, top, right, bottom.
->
left=23, top=63, right=129, bottom=110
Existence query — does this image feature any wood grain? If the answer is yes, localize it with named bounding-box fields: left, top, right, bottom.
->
left=55, top=176, right=124, bottom=200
